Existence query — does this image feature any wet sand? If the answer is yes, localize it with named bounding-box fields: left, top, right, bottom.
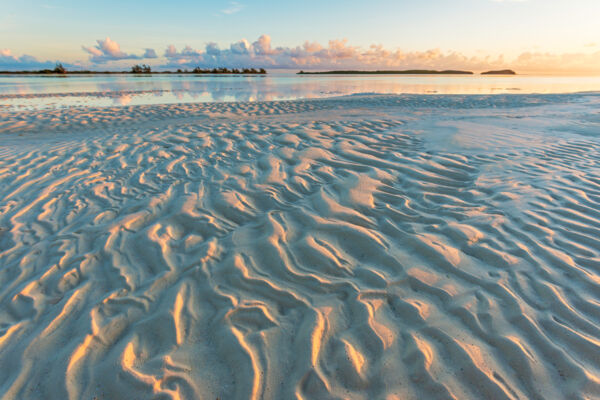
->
left=0, top=93, right=599, bottom=399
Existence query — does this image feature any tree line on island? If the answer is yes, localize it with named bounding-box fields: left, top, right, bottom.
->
left=5, top=62, right=69, bottom=74
left=132, top=65, right=267, bottom=74
left=174, top=67, right=267, bottom=74
left=0, top=63, right=267, bottom=75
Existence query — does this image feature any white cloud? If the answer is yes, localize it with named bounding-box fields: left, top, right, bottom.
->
left=143, top=48, right=158, bottom=59
left=230, top=39, right=251, bottom=54
left=221, top=1, right=244, bottom=15
left=82, top=37, right=157, bottom=63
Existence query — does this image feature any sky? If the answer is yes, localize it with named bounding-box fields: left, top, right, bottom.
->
left=1, top=0, right=599, bottom=73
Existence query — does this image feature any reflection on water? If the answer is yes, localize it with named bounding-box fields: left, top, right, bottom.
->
left=1, top=73, right=600, bottom=111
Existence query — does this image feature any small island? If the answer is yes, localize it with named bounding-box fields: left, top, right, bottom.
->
left=173, top=67, right=267, bottom=75
left=481, top=69, right=516, bottom=75
left=297, top=69, right=473, bottom=75
left=0, top=63, right=267, bottom=75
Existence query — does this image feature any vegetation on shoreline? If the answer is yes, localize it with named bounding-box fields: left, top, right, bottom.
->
left=130, top=64, right=152, bottom=73
left=2, top=62, right=69, bottom=75
left=0, top=65, right=516, bottom=76
left=0, top=64, right=267, bottom=75
left=178, top=67, right=267, bottom=74
left=297, top=69, right=474, bottom=75
left=481, top=69, right=517, bottom=75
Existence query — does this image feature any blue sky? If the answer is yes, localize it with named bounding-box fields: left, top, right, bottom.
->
left=1, top=0, right=599, bottom=72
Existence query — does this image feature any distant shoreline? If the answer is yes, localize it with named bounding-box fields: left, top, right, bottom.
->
left=0, top=68, right=519, bottom=76
left=481, top=69, right=517, bottom=75
left=297, top=70, right=474, bottom=75
left=0, top=65, right=267, bottom=75
left=297, top=69, right=518, bottom=76
left=0, top=71, right=267, bottom=75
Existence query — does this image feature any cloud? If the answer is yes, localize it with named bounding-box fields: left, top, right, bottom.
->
left=157, top=34, right=600, bottom=74
left=206, top=42, right=220, bottom=56
left=512, top=51, right=600, bottom=73
left=221, top=1, right=244, bottom=14
left=164, top=44, right=202, bottom=60
left=82, top=37, right=157, bottom=63
left=160, top=35, right=499, bottom=71
left=253, top=35, right=273, bottom=55
left=143, top=48, right=158, bottom=59
left=0, top=48, right=59, bottom=70
left=230, top=39, right=251, bottom=55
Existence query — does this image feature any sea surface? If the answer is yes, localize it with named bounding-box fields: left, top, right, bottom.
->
left=1, top=73, right=599, bottom=111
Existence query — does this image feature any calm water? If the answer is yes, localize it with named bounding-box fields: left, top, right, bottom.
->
left=1, top=73, right=599, bottom=111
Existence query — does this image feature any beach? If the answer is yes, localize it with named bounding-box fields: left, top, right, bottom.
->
left=0, top=93, right=599, bottom=399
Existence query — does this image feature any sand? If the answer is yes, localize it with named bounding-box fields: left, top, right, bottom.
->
left=0, top=93, right=599, bottom=399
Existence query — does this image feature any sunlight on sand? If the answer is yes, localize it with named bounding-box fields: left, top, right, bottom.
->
left=0, top=93, right=599, bottom=399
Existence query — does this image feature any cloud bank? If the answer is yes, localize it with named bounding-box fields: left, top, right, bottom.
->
left=0, top=49, right=60, bottom=70
left=155, top=35, right=600, bottom=74
left=160, top=35, right=499, bottom=71
left=82, top=37, right=157, bottom=63
left=6, top=36, right=600, bottom=73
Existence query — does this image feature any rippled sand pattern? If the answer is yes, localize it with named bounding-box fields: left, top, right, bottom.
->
left=0, top=94, right=599, bottom=399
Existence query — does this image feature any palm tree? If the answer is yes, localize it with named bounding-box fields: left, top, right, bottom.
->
left=53, top=62, right=66, bottom=74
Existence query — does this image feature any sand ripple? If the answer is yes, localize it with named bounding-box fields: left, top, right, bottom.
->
left=0, top=94, right=599, bottom=399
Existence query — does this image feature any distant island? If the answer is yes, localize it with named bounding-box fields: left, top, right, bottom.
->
left=297, top=70, right=473, bottom=75
left=0, top=63, right=267, bottom=75
left=481, top=69, right=517, bottom=75
left=172, top=67, right=266, bottom=75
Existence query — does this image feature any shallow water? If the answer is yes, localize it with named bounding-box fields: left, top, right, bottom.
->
left=1, top=73, right=600, bottom=111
